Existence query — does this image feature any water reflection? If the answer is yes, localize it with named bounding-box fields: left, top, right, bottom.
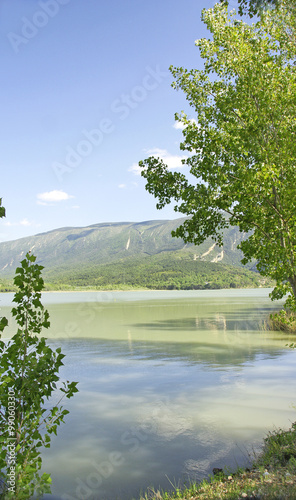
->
left=1, top=290, right=295, bottom=499
left=41, top=335, right=295, bottom=500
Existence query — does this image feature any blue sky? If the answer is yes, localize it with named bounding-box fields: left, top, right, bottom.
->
left=0, top=0, right=238, bottom=242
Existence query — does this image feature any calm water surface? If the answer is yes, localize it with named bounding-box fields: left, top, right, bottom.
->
left=1, top=289, right=296, bottom=500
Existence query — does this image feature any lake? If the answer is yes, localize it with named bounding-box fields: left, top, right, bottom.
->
left=1, top=289, right=296, bottom=500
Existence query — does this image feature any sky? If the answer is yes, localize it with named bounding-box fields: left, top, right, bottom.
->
left=0, top=0, right=239, bottom=242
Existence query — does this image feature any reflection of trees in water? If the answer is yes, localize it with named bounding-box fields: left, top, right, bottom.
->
left=133, top=307, right=268, bottom=333
left=125, top=308, right=288, bottom=368
left=46, top=297, right=289, bottom=368
left=51, top=323, right=288, bottom=369
left=127, top=329, right=133, bottom=354
left=203, top=312, right=227, bottom=332
left=71, top=336, right=287, bottom=370
left=130, top=340, right=285, bottom=368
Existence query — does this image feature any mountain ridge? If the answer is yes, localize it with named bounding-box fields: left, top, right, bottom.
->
left=0, top=218, right=259, bottom=289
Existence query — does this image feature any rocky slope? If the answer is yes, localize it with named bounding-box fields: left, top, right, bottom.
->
left=0, top=218, right=253, bottom=279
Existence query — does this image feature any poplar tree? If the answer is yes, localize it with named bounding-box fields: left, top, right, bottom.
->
left=140, top=1, right=296, bottom=313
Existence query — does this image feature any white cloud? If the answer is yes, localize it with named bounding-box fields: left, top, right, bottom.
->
left=3, top=218, right=33, bottom=227
left=128, top=163, right=142, bottom=176
left=173, top=121, right=186, bottom=130
left=173, top=118, right=198, bottom=130
left=129, top=148, right=188, bottom=176
left=37, top=190, right=74, bottom=204
left=20, top=218, right=32, bottom=226
left=118, top=184, right=126, bottom=189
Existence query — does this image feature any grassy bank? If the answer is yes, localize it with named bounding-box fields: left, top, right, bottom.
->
left=139, top=421, right=296, bottom=500
left=267, top=310, right=296, bottom=334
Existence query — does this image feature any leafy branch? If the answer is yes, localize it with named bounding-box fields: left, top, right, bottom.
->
left=0, top=253, right=78, bottom=499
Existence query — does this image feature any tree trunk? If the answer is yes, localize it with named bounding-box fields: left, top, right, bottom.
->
left=288, top=276, right=296, bottom=306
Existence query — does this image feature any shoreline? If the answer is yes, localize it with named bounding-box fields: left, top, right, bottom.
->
left=0, top=284, right=274, bottom=293
left=138, top=420, right=296, bottom=499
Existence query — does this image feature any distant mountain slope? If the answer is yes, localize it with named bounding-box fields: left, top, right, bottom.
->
left=45, top=250, right=264, bottom=291
left=0, top=218, right=253, bottom=280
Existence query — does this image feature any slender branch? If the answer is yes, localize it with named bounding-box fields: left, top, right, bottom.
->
left=222, top=208, right=272, bottom=240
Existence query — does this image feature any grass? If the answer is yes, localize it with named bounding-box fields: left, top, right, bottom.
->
left=267, top=309, right=296, bottom=334
left=138, top=421, right=296, bottom=500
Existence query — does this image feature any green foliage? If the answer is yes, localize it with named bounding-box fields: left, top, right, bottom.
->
left=0, top=281, right=17, bottom=293
left=257, top=421, right=296, bottom=470
left=0, top=199, right=5, bottom=220
left=229, top=0, right=295, bottom=18
left=266, top=309, right=296, bottom=342
left=0, top=218, right=257, bottom=282
left=140, top=1, right=296, bottom=312
left=236, top=0, right=277, bottom=17
left=44, top=251, right=268, bottom=291
left=221, top=0, right=278, bottom=18
left=0, top=253, right=78, bottom=499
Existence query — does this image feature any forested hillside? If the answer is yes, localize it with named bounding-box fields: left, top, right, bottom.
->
left=0, top=218, right=266, bottom=290
left=43, top=251, right=268, bottom=290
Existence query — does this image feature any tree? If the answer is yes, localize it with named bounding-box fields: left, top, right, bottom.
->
left=227, top=0, right=279, bottom=17
left=0, top=199, right=5, bottom=219
left=0, top=253, right=78, bottom=498
left=220, top=0, right=296, bottom=19
left=0, top=199, right=6, bottom=335
left=140, top=2, right=296, bottom=312
left=221, top=0, right=296, bottom=18
left=232, top=0, right=296, bottom=18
